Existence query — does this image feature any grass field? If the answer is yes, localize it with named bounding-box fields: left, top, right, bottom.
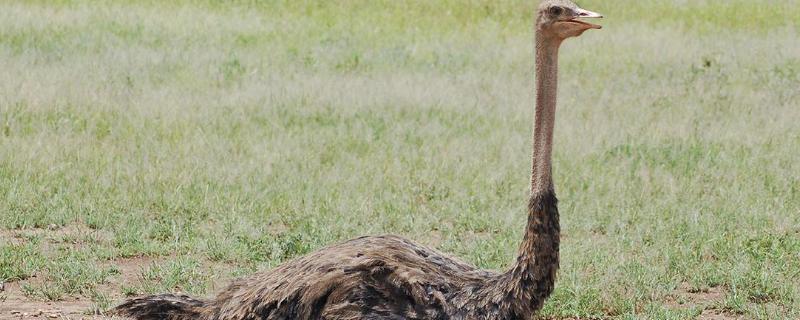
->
left=1, top=0, right=799, bottom=319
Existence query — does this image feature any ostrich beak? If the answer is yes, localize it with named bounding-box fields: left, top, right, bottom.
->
left=575, top=8, right=603, bottom=19
left=569, top=7, right=604, bottom=29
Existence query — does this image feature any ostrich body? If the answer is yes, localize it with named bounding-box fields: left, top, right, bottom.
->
left=114, top=1, right=602, bottom=319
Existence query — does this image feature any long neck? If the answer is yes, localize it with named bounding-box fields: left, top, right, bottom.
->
left=490, top=32, right=562, bottom=317
left=531, top=36, right=560, bottom=195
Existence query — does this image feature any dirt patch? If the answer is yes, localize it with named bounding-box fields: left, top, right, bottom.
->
left=0, top=254, right=180, bottom=320
left=535, top=317, right=604, bottom=320
left=0, top=229, right=27, bottom=246
left=664, top=283, right=743, bottom=319
left=0, top=282, right=116, bottom=320
left=2, top=224, right=113, bottom=256
left=675, top=283, right=725, bottom=306
left=0, top=253, right=168, bottom=320
left=100, top=256, right=161, bottom=292
left=424, top=229, right=444, bottom=248
left=698, top=309, right=744, bottom=320
left=25, top=224, right=111, bottom=246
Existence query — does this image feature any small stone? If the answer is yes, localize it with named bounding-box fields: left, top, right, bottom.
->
left=0, top=281, right=5, bottom=292
left=10, top=310, right=21, bottom=315
left=48, top=314, right=59, bottom=319
left=47, top=224, right=58, bottom=230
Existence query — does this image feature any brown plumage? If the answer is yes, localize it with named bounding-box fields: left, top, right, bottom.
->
left=113, top=1, right=603, bottom=319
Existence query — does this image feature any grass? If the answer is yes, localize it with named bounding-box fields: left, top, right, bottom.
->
left=0, top=0, right=798, bottom=318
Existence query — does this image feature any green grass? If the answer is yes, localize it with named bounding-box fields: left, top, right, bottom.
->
left=0, top=0, right=798, bottom=318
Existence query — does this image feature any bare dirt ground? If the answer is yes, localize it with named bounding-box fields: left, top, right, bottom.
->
left=664, top=283, right=744, bottom=320
left=1, top=281, right=110, bottom=320
left=0, top=254, right=155, bottom=320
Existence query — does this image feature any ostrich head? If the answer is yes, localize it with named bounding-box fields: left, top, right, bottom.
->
left=536, top=0, right=603, bottom=40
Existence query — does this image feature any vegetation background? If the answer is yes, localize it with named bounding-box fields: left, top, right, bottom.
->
left=1, top=0, right=798, bottom=319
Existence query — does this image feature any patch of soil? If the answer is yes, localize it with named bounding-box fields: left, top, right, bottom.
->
left=45, top=224, right=111, bottom=244
left=664, top=283, right=743, bottom=319
left=0, top=253, right=165, bottom=320
left=0, top=229, right=26, bottom=246
left=673, top=283, right=725, bottom=306
left=100, top=256, right=162, bottom=292
left=698, top=309, right=744, bottom=320
left=1, top=223, right=240, bottom=320
left=0, top=282, right=116, bottom=320
left=535, top=317, right=604, bottom=320
left=2, top=224, right=113, bottom=255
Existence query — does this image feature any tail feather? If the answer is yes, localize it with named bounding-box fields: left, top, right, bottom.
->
left=113, top=294, right=206, bottom=320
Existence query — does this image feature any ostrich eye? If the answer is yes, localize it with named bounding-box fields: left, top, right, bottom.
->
left=549, top=6, right=563, bottom=16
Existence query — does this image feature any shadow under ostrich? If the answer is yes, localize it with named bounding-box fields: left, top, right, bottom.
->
left=114, top=0, right=603, bottom=319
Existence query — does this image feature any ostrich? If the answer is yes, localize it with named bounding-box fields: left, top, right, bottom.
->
left=114, top=1, right=602, bottom=319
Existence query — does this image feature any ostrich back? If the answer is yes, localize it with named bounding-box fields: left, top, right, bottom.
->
left=117, top=235, right=511, bottom=320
